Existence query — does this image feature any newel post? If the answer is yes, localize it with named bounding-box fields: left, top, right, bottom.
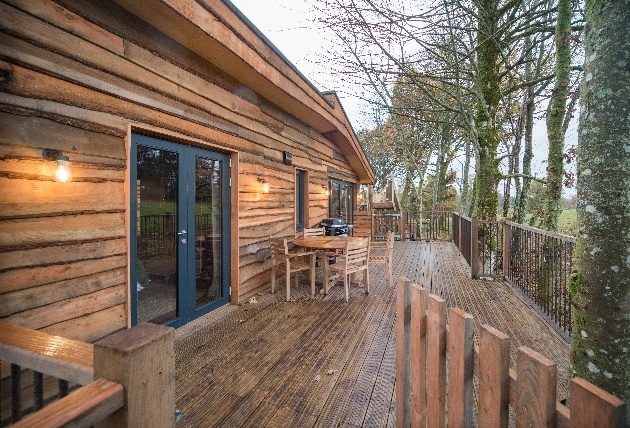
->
left=94, top=323, right=175, bottom=428
left=470, top=217, right=480, bottom=279
left=502, top=218, right=511, bottom=278
left=457, top=213, right=463, bottom=253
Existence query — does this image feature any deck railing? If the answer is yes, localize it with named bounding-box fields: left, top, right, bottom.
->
left=452, top=213, right=575, bottom=336
left=403, top=211, right=452, bottom=241
left=395, top=276, right=627, bottom=427
left=0, top=322, right=174, bottom=427
left=139, top=213, right=215, bottom=257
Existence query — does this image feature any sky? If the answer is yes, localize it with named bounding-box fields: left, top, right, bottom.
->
left=228, top=0, right=367, bottom=125
left=229, top=0, right=578, bottom=196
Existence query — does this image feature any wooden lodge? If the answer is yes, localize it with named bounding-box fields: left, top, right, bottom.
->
left=0, top=0, right=374, bottom=338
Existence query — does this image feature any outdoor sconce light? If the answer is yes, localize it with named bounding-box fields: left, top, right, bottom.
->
left=322, top=185, right=329, bottom=196
left=258, top=176, right=269, bottom=193
left=42, top=149, right=72, bottom=183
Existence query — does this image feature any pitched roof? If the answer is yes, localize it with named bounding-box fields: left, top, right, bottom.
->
left=111, top=0, right=374, bottom=183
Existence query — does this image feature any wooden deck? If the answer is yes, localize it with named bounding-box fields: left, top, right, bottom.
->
left=174, top=241, right=570, bottom=427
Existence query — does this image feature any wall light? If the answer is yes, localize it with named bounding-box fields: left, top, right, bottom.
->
left=257, top=176, right=269, bottom=193
left=42, top=149, right=72, bottom=183
left=322, top=185, right=329, bottom=197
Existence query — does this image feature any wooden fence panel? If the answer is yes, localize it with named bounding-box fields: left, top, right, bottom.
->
left=426, top=294, right=446, bottom=428
left=447, top=308, right=474, bottom=428
left=570, top=377, right=626, bottom=427
left=395, top=274, right=626, bottom=428
left=478, top=324, right=510, bottom=427
left=515, top=346, right=557, bottom=427
left=410, top=284, right=427, bottom=427
left=395, top=277, right=412, bottom=428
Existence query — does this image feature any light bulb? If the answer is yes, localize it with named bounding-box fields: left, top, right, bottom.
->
left=54, top=160, right=72, bottom=182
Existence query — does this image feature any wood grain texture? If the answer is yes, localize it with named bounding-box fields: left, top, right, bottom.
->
left=447, top=307, right=474, bottom=428
left=427, top=294, right=447, bottom=428
left=94, top=323, right=175, bottom=428
left=410, top=284, right=427, bottom=427
left=570, top=377, right=626, bottom=428
left=0, top=321, right=94, bottom=385
left=395, top=276, right=411, bottom=428
left=10, top=378, right=124, bottom=428
left=478, top=324, right=510, bottom=427
left=515, top=346, right=557, bottom=427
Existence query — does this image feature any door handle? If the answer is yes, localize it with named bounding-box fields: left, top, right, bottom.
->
left=178, top=230, right=187, bottom=235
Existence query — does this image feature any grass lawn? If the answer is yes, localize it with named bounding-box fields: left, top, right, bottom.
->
left=558, top=209, right=577, bottom=236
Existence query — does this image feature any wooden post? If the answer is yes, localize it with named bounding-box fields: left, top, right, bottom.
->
left=515, top=346, right=556, bottom=427
left=457, top=214, right=463, bottom=254
left=478, top=324, right=510, bottom=427
left=371, top=209, right=375, bottom=237
left=399, top=211, right=405, bottom=240
left=410, top=284, right=427, bottom=427
left=502, top=219, right=510, bottom=278
left=447, top=308, right=474, bottom=428
left=570, top=377, right=626, bottom=427
left=94, top=323, right=175, bottom=428
left=427, top=294, right=447, bottom=428
left=395, top=276, right=412, bottom=428
left=470, top=217, right=479, bottom=279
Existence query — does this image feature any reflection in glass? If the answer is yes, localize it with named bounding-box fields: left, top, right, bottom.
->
left=330, top=181, right=341, bottom=218
left=136, top=146, right=179, bottom=324
left=195, top=157, right=222, bottom=308
left=329, top=179, right=354, bottom=225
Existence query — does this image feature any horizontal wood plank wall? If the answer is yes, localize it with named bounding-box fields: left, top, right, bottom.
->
left=0, top=0, right=361, bottom=332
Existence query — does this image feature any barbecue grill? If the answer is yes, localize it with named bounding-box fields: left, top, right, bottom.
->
left=319, top=218, right=349, bottom=236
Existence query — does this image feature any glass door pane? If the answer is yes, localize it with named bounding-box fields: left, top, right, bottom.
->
left=330, top=180, right=341, bottom=218
left=136, top=145, right=179, bottom=325
left=195, top=156, right=223, bottom=309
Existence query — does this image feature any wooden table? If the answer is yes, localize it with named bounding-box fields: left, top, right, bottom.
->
left=293, top=236, right=361, bottom=294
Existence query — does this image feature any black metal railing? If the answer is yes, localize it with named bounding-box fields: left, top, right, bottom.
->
left=477, top=220, right=504, bottom=278
left=451, top=213, right=575, bottom=336
left=405, top=211, right=452, bottom=241
left=373, top=213, right=402, bottom=239
left=2, top=364, right=73, bottom=425
left=138, top=214, right=215, bottom=258
left=505, top=222, right=575, bottom=335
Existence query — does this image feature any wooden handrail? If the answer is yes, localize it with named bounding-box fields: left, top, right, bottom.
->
left=505, top=220, right=577, bottom=242
left=0, top=321, right=94, bottom=385
left=10, top=378, right=124, bottom=428
left=1, top=322, right=175, bottom=427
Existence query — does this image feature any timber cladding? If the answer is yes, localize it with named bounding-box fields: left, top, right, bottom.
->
left=0, top=0, right=371, bottom=338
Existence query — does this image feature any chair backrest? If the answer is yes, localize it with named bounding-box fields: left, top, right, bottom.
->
left=269, top=238, right=288, bottom=262
left=303, top=227, right=325, bottom=238
left=385, top=231, right=395, bottom=250
left=345, top=237, right=370, bottom=268
left=353, top=227, right=372, bottom=239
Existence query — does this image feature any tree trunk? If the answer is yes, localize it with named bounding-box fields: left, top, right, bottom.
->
left=516, top=91, right=535, bottom=224
left=543, top=0, right=572, bottom=231
left=474, top=0, right=502, bottom=220
left=571, top=0, right=630, bottom=417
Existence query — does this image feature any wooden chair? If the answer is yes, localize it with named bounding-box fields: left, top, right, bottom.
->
left=327, top=238, right=370, bottom=303
left=352, top=227, right=372, bottom=238
left=270, top=238, right=316, bottom=301
left=302, top=227, right=325, bottom=237
left=369, top=231, right=395, bottom=285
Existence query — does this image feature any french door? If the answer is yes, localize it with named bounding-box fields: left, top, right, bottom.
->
left=130, top=134, right=231, bottom=328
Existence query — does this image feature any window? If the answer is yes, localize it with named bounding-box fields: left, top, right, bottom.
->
left=328, top=179, right=354, bottom=225
left=296, top=170, right=305, bottom=232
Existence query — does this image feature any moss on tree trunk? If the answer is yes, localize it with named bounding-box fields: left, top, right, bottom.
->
left=474, top=0, right=502, bottom=220
left=544, top=0, right=572, bottom=231
left=571, top=0, right=630, bottom=418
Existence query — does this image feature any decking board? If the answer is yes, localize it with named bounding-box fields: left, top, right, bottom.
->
left=175, top=241, right=570, bottom=426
